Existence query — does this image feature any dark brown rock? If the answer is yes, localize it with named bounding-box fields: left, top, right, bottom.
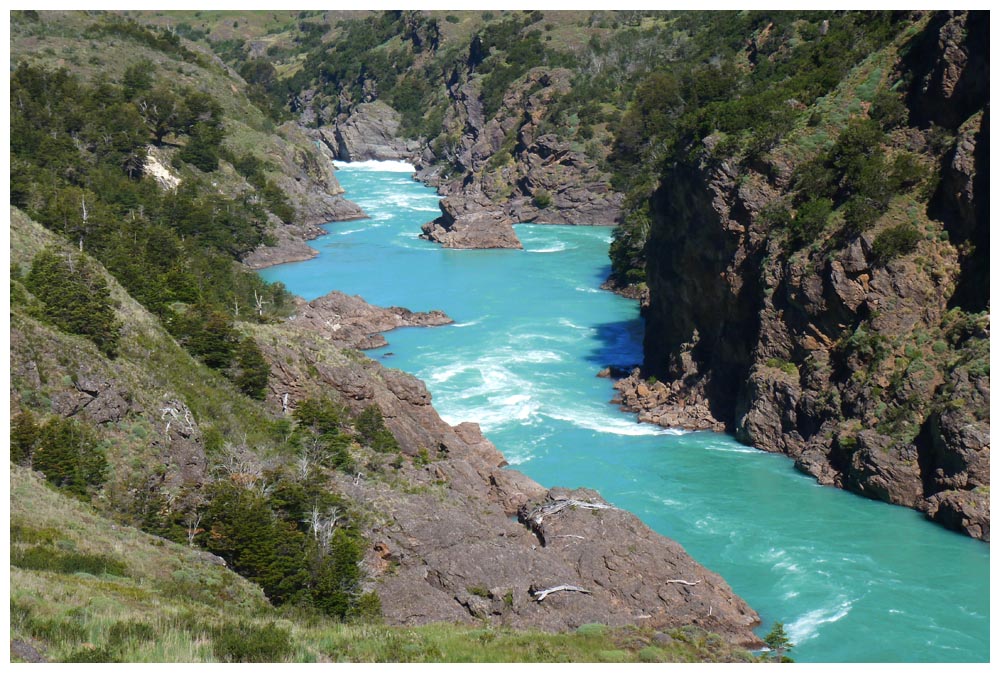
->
left=622, top=11, right=989, bottom=539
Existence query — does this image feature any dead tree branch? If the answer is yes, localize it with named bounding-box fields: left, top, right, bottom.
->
left=531, top=585, right=592, bottom=602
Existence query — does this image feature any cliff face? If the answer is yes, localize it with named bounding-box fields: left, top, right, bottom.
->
left=416, top=68, right=622, bottom=248
left=242, top=122, right=367, bottom=270
left=320, top=66, right=623, bottom=249
left=623, top=12, right=989, bottom=540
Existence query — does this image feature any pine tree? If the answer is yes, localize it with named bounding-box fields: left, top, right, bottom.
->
left=232, top=337, right=270, bottom=399
left=32, top=417, right=108, bottom=496
left=11, top=410, right=41, bottom=465
left=764, top=621, right=794, bottom=662
left=26, top=247, right=122, bottom=357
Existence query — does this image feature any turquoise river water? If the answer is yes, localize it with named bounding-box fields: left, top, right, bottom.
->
left=261, top=161, right=989, bottom=663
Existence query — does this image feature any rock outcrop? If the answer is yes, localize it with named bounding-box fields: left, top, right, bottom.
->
left=252, top=298, right=762, bottom=645
left=317, top=100, right=423, bottom=162
left=623, top=12, right=990, bottom=540
left=416, top=68, right=623, bottom=249
left=288, top=290, right=453, bottom=350
left=420, top=196, right=522, bottom=249
left=242, top=123, right=367, bottom=270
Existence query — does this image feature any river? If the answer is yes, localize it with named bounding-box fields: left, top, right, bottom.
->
left=260, top=160, right=989, bottom=663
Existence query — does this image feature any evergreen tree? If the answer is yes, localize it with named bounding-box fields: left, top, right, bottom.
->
left=11, top=410, right=41, bottom=465
left=26, top=247, right=122, bottom=357
left=32, top=417, right=108, bottom=496
left=764, top=621, right=794, bottom=662
left=232, top=336, right=270, bottom=399
left=356, top=405, right=399, bottom=453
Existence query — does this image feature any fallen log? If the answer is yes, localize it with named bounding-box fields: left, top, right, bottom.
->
left=526, top=498, right=615, bottom=525
left=531, top=584, right=592, bottom=602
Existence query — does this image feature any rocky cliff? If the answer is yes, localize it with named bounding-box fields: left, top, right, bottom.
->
left=316, top=66, right=624, bottom=250
left=252, top=302, right=760, bottom=642
left=416, top=68, right=623, bottom=248
left=618, top=12, right=989, bottom=540
left=242, top=122, right=367, bottom=270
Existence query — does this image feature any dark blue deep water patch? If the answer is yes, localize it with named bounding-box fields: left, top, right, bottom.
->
left=260, top=162, right=989, bottom=663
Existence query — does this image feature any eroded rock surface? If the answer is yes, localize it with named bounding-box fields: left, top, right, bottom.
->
left=248, top=293, right=761, bottom=644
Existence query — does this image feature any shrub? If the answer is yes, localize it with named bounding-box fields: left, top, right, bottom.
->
left=11, top=410, right=40, bottom=465
left=232, top=337, right=270, bottom=399
left=356, top=405, right=399, bottom=453
left=352, top=591, right=383, bottom=622
left=32, top=416, right=108, bottom=495
left=872, top=223, right=921, bottom=264
left=212, top=622, right=292, bottom=662
left=788, top=197, right=833, bottom=246
left=842, top=196, right=884, bottom=236
left=106, top=620, right=157, bottom=648
left=62, top=647, right=121, bottom=663
left=766, top=358, right=799, bottom=376
left=532, top=189, right=553, bottom=209
left=12, top=546, right=128, bottom=577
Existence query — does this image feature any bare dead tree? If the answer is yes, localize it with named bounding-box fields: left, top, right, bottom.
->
left=184, top=510, right=202, bottom=547
left=305, top=506, right=344, bottom=555
left=254, top=289, right=267, bottom=317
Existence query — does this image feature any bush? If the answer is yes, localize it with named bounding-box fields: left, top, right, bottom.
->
left=232, top=337, right=270, bottom=399
left=11, top=410, right=40, bottom=465
left=872, top=223, right=921, bottom=264
left=26, top=248, right=121, bottom=357
left=212, top=622, right=292, bottom=662
left=788, top=197, right=833, bottom=246
left=12, top=546, right=128, bottom=577
left=356, top=405, right=399, bottom=453
left=532, top=189, right=553, bottom=209
left=106, top=620, right=157, bottom=648
left=62, top=647, right=121, bottom=663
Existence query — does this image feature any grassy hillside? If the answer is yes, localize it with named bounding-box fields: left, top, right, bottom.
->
left=10, top=465, right=752, bottom=663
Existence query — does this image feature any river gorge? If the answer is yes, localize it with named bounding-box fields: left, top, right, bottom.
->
left=260, top=161, right=989, bottom=663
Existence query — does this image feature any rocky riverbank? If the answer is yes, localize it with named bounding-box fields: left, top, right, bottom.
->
left=250, top=290, right=762, bottom=644
left=626, top=12, right=989, bottom=541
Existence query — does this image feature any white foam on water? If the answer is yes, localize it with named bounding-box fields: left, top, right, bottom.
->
left=509, top=349, right=563, bottom=364
left=381, top=192, right=437, bottom=211
left=527, top=242, right=569, bottom=253
left=543, top=407, right=680, bottom=436
left=574, top=286, right=602, bottom=293
left=451, top=318, right=483, bottom=328
left=775, top=560, right=801, bottom=574
left=786, top=599, right=854, bottom=644
left=703, top=444, right=760, bottom=454
left=334, top=226, right=367, bottom=235
left=334, top=159, right=416, bottom=172
left=647, top=494, right=682, bottom=507
left=557, top=317, right=594, bottom=333
left=761, top=547, right=787, bottom=563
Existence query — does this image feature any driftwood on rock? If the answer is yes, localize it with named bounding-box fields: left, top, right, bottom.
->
left=531, top=584, right=592, bottom=602
left=526, top=497, right=615, bottom=525
left=665, top=579, right=702, bottom=586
